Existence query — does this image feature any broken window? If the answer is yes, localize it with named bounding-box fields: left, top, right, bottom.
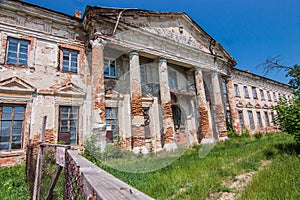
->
left=243, top=86, right=249, bottom=98
left=59, top=106, right=78, bottom=145
left=252, top=87, right=257, bottom=99
left=169, top=71, right=178, bottom=90
left=256, top=111, right=263, bottom=129
left=62, top=49, right=78, bottom=73
left=6, top=38, right=29, bottom=65
left=264, top=111, right=270, bottom=127
left=104, top=58, right=116, bottom=78
left=105, top=107, right=118, bottom=143
left=0, top=105, right=25, bottom=151
left=248, top=110, right=255, bottom=130
left=234, top=84, right=240, bottom=97
left=238, top=110, right=245, bottom=129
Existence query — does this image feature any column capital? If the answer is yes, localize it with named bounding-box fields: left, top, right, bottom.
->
left=129, top=51, right=139, bottom=59
left=89, top=37, right=107, bottom=49
left=159, top=57, right=167, bottom=64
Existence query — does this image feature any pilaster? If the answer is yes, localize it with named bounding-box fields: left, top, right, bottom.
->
left=225, top=78, right=241, bottom=134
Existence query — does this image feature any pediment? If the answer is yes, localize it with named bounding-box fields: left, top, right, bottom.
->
left=0, top=76, right=35, bottom=94
left=236, top=101, right=244, bottom=108
left=105, top=89, right=124, bottom=100
left=54, top=83, right=85, bottom=97
left=86, top=7, right=235, bottom=64
left=263, top=104, right=269, bottom=109
left=255, top=103, right=261, bottom=109
left=246, top=102, right=253, bottom=108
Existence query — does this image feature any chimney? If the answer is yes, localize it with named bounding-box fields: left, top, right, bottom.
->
left=74, top=10, right=82, bottom=19
left=245, top=70, right=250, bottom=73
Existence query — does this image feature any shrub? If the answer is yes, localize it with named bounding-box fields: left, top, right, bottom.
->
left=274, top=98, right=300, bottom=144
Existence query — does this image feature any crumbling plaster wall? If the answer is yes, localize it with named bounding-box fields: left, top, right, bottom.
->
left=0, top=1, right=88, bottom=166
left=230, top=69, right=294, bottom=134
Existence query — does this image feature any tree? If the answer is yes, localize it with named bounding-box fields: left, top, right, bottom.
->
left=262, top=56, right=300, bottom=96
left=262, top=56, right=300, bottom=143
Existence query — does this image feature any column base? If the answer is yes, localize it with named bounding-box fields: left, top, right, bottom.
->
left=219, top=136, right=229, bottom=142
left=200, top=138, right=215, bottom=144
left=132, top=146, right=149, bottom=154
left=163, top=143, right=178, bottom=152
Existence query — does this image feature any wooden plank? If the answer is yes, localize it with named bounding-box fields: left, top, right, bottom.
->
left=68, top=150, right=153, bottom=200
left=32, top=116, right=47, bottom=200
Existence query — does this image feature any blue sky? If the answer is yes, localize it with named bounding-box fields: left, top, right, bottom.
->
left=22, top=0, right=300, bottom=84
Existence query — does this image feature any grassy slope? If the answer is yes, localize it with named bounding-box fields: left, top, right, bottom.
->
left=100, top=133, right=300, bottom=199
left=0, top=164, right=30, bottom=200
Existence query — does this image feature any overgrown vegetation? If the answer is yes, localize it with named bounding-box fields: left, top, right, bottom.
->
left=85, top=132, right=300, bottom=199
left=0, top=164, right=30, bottom=200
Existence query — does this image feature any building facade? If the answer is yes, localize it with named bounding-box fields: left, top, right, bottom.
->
left=0, top=0, right=294, bottom=166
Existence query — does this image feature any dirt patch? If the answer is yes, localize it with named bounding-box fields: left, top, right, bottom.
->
left=207, top=160, right=271, bottom=200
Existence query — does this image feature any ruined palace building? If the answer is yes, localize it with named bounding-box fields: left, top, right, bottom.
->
left=0, top=0, right=294, bottom=166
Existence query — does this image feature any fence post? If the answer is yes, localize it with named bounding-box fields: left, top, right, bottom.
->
left=33, top=116, right=47, bottom=200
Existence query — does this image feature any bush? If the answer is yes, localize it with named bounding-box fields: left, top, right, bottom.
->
left=254, top=132, right=263, bottom=139
left=274, top=98, right=300, bottom=144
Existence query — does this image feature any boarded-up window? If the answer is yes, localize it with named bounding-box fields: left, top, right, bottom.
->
left=59, top=106, right=78, bottom=145
left=0, top=105, right=25, bottom=151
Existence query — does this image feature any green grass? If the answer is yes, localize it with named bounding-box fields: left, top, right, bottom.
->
left=86, top=132, right=300, bottom=199
left=0, top=164, right=30, bottom=200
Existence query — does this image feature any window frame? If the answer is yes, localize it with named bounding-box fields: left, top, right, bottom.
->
left=248, top=110, right=255, bottom=130
left=0, top=104, right=25, bottom=151
left=61, top=48, right=79, bottom=73
left=264, top=111, right=270, bottom=127
left=256, top=111, right=263, bottom=129
left=243, top=86, right=250, bottom=98
left=273, top=92, right=277, bottom=102
left=168, top=71, right=178, bottom=90
left=260, top=89, right=265, bottom=101
left=234, top=84, right=240, bottom=97
left=58, top=106, right=79, bottom=145
left=105, top=107, right=118, bottom=143
left=104, top=58, right=117, bottom=78
left=267, top=91, right=272, bottom=101
left=238, top=110, right=245, bottom=129
left=6, top=37, right=30, bottom=66
left=252, top=86, right=258, bottom=99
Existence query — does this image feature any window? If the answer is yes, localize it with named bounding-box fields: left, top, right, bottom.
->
left=222, top=81, right=227, bottom=94
left=267, top=91, right=272, bottom=101
left=243, top=86, right=249, bottom=98
left=104, top=58, right=116, bottom=78
left=273, top=92, right=277, bottom=102
left=234, top=84, right=240, bottom=97
left=238, top=110, right=245, bottom=129
left=59, top=106, right=78, bottom=145
left=140, top=65, right=147, bottom=83
left=169, top=71, right=178, bottom=90
left=260, top=89, right=265, bottom=101
left=6, top=38, right=29, bottom=65
left=264, top=111, right=270, bottom=127
left=226, top=110, right=231, bottom=124
left=252, top=87, right=257, bottom=99
left=248, top=110, right=255, bottom=130
left=256, top=111, right=263, bottom=129
left=62, top=49, right=78, bottom=73
left=106, top=108, right=118, bottom=143
left=0, top=105, right=25, bottom=151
